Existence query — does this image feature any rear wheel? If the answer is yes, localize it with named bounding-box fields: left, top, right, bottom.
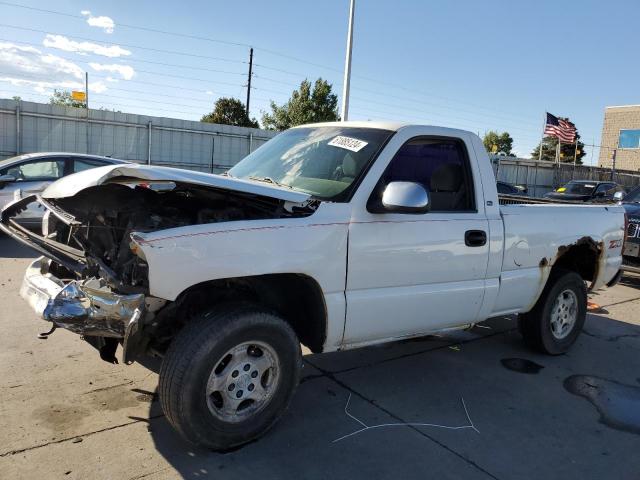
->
left=518, top=269, right=587, bottom=355
left=159, top=304, right=301, bottom=450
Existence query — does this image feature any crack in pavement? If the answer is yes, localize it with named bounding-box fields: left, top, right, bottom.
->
left=81, top=380, right=136, bottom=395
left=582, top=330, right=640, bottom=342
left=127, top=467, right=173, bottom=480
left=599, top=296, right=640, bottom=309
left=0, top=413, right=165, bottom=458
left=304, top=357, right=501, bottom=480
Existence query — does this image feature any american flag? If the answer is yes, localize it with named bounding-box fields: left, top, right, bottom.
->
left=544, top=112, right=577, bottom=142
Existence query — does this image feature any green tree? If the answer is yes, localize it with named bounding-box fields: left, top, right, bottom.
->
left=49, top=89, right=86, bottom=108
left=12, top=95, right=21, bottom=101
left=201, top=97, right=258, bottom=128
left=261, top=78, right=339, bottom=130
left=483, top=131, right=514, bottom=156
left=531, top=118, right=585, bottom=165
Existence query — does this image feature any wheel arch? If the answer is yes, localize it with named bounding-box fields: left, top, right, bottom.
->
left=549, top=236, right=603, bottom=287
left=157, top=273, right=328, bottom=354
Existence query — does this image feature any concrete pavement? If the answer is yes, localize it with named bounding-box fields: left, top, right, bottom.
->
left=1, top=235, right=639, bottom=479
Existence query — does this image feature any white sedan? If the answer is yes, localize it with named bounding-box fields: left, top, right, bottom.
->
left=0, top=152, right=127, bottom=228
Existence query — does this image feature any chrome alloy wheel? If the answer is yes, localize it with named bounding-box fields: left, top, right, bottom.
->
left=550, top=289, right=578, bottom=340
left=206, top=341, right=280, bottom=423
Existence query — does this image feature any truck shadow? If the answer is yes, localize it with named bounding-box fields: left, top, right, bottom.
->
left=0, top=235, right=38, bottom=259
left=139, top=313, right=640, bottom=479
left=619, top=273, right=640, bottom=290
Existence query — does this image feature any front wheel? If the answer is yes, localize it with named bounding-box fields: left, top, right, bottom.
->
left=159, top=304, right=301, bottom=450
left=518, top=269, right=587, bottom=355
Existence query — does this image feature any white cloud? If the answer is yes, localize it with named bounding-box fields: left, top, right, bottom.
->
left=105, top=76, right=119, bottom=83
left=81, top=10, right=115, bottom=34
left=206, top=90, right=214, bottom=95
left=0, top=42, right=108, bottom=95
left=89, top=62, right=135, bottom=80
left=88, top=81, right=107, bottom=93
left=0, top=42, right=83, bottom=81
left=43, top=34, right=131, bottom=58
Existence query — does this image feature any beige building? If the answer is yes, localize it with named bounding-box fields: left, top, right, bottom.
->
left=599, top=105, right=640, bottom=171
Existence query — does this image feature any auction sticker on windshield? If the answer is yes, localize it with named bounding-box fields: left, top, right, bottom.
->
left=328, top=136, right=368, bottom=152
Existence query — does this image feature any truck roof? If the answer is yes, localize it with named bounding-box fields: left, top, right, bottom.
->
left=294, top=120, right=473, bottom=136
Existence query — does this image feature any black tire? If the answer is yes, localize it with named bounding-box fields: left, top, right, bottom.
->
left=159, top=303, right=301, bottom=450
left=518, top=269, right=587, bottom=355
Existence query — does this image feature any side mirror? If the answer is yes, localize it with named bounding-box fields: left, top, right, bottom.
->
left=381, top=181, right=430, bottom=213
left=613, top=191, right=625, bottom=202
left=0, top=174, right=16, bottom=188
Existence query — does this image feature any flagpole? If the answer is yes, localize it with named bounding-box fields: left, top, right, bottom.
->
left=556, top=140, right=561, bottom=164
left=573, top=139, right=578, bottom=166
left=538, top=112, right=546, bottom=161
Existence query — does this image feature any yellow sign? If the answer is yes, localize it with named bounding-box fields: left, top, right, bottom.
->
left=71, top=91, right=86, bottom=101
left=491, top=145, right=498, bottom=153
left=557, top=187, right=566, bottom=192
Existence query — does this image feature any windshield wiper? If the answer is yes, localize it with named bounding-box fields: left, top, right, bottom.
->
left=247, top=176, right=292, bottom=189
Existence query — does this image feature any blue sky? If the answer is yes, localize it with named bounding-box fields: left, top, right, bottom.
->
left=1, top=0, right=638, bottom=162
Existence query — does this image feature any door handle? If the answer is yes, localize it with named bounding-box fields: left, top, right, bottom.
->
left=465, top=230, right=487, bottom=247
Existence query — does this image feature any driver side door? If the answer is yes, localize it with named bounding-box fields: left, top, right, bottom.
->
left=343, top=132, right=489, bottom=346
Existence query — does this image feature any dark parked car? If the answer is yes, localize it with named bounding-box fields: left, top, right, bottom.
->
left=0, top=153, right=127, bottom=228
left=621, top=185, right=640, bottom=267
left=544, top=180, right=625, bottom=203
left=497, top=181, right=528, bottom=195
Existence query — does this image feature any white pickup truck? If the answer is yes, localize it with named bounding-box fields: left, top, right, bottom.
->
left=1, top=122, right=626, bottom=450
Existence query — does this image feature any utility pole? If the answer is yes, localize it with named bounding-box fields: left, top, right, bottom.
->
left=340, top=0, right=355, bottom=121
left=246, top=47, right=253, bottom=116
left=85, top=71, right=89, bottom=153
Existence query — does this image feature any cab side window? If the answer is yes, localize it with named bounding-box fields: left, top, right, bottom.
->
left=369, top=137, right=475, bottom=212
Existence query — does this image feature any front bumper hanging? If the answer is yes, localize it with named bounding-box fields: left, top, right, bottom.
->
left=21, top=257, right=146, bottom=363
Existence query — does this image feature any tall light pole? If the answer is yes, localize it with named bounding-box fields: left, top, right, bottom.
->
left=341, top=0, right=355, bottom=121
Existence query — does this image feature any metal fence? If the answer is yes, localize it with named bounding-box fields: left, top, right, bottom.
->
left=0, top=98, right=277, bottom=173
left=492, top=156, right=640, bottom=198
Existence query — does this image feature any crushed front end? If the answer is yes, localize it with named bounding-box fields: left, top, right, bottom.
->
left=21, top=256, right=146, bottom=363
left=1, top=177, right=315, bottom=364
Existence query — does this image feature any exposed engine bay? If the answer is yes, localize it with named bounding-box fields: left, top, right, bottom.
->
left=8, top=181, right=316, bottom=293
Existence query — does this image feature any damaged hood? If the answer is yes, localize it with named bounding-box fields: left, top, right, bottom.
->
left=42, top=164, right=312, bottom=204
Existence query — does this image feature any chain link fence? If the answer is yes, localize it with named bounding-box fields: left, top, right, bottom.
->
left=493, top=156, right=640, bottom=198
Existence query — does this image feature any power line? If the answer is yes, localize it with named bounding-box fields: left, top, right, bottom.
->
left=0, top=69, right=250, bottom=95
left=0, top=73, right=274, bottom=109
left=0, top=24, right=248, bottom=64
left=0, top=1, right=588, bottom=137
left=0, top=1, right=252, bottom=48
left=252, top=74, right=542, bottom=133
left=0, top=88, right=204, bottom=116
left=0, top=37, right=248, bottom=76
left=1, top=23, right=544, bottom=131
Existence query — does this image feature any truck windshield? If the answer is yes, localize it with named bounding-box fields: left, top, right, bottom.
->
left=228, top=126, right=393, bottom=200
left=559, top=182, right=596, bottom=195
